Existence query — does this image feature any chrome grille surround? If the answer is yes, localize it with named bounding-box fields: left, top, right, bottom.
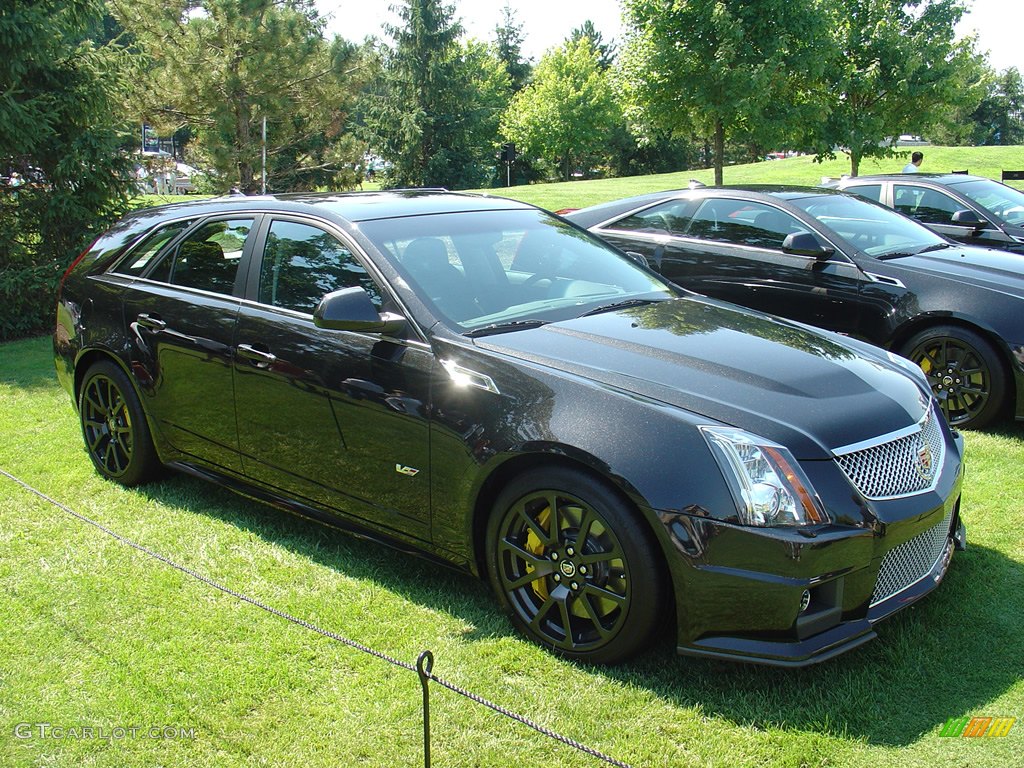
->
left=832, top=404, right=946, bottom=500
left=871, top=510, right=953, bottom=606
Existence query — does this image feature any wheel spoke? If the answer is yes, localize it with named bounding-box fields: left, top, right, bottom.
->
left=577, top=592, right=614, bottom=640
left=517, top=504, right=551, bottom=546
left=583, top=582, right=627, bottom=608
left=545, top=492, right=562, bottom=544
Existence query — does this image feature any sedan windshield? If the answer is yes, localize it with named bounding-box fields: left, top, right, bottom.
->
left=359, top=208, right=676, bottom=332
left=790, top=193, right=947, bottom=257
left=954, top=179, right=1024, bottom=226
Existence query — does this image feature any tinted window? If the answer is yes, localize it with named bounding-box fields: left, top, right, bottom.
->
left=114, top=219, right=194, bottom=276
left=894, top=185, right=962, bottom=225
left=610, top=199, right=695, bottom=234
left=149, top=218, right=253, bottom=294
left=687, top=199, right=806, bottom=249
left=258, top=220, right=382, bottom=314
left=843, top=184, right=883, bottom=203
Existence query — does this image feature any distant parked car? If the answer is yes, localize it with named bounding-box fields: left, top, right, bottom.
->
left=566, top=185, right=1024, bottom=429
left=55, top=190, right=966, bottom=666
left=822, top=173, right=1024, bottom=254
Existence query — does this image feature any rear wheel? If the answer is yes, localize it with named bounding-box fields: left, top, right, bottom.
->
left=79, top=360, right=160, bottom=486
left=901, top=325, right=1006, bottom=429
left=485, top=467, right=665, bottom=664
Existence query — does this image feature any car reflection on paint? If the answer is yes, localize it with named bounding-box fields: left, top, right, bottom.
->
left=56, top=190, right=964, bottom=666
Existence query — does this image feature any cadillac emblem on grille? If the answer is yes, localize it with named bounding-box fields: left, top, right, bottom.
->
left=916, top=441, right=934, bottom=480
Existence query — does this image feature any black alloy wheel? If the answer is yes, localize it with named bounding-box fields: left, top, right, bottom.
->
left=79, top=361, right=159, bottom=486
left=902, top=325, right=1006, bottom=430
left=486, top=467, right=664, bottom=664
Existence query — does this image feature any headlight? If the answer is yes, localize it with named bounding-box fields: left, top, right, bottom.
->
left=700, top=427, right=827, bottom=527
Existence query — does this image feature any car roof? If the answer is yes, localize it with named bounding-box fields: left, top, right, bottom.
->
left=566, top=185, right=845, bottom=227
left=837, top=173, right=988, bottom=185
left=120, top=189, right=536, bottom=228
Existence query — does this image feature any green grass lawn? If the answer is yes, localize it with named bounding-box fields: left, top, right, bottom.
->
left=2, top=329, right=1023, bottom=767
left=470, top=145, right=1024, bottom=210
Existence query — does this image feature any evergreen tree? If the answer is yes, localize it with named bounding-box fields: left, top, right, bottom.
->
left=0, top=0, right=136, bottom=340
left=494, top=3, right=531, bottom=92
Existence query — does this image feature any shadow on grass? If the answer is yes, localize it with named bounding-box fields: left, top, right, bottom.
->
left=132, top=468, right=1024, bottom=750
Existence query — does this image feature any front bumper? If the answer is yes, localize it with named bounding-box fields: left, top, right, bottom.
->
left=662, top=440, right=965, bottom=667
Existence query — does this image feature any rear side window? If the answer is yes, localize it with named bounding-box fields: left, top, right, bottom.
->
left=843, top=184, right=883, bottom=203
left=148, top=218, right=254, bottom=295
left=610, top=200, right=696, bottom=235
left=114, top=220, right=194, bottom=276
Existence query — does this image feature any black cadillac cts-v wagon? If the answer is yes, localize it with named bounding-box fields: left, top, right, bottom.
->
left=54, top=191, right=966, bottom=665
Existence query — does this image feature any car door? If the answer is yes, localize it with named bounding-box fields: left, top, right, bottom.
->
left=119, top=216, right=257, bottom=473
left=232, top=216, right=433, bottom=540
left=659, top=198, right=868, bottom=336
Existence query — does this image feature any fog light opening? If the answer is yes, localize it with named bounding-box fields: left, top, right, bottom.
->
left=799, top=589, right=811, bottom=614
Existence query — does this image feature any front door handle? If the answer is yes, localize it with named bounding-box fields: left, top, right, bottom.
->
left=136, top=313, right=166, bottom=331
left=236, top=343, right=277, bottom=368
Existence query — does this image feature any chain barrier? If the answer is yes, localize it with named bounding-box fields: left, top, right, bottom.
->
left=1, top=468, right=634, bottom=768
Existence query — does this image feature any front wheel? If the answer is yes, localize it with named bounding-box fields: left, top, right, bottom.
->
left=485, top=467, right=665, bottom=664
left=900, top=325, right=1007, bottom=429
left=79, top=360, right=160, bottom=486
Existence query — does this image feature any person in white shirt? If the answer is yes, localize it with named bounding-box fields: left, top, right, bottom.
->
left=902, top=151, right=924, bottom=173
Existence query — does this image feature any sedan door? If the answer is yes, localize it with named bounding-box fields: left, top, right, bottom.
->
left=889, top=182, right=1014, bottom=250
left=601, top=198, right=869, bottom=337
left=232, top=216, right=433, bottom=540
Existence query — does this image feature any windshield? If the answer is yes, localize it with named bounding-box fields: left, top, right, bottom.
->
left=790, top=193, right=947, bottom=257
left=359, top=208, right=676, bottom=332
left=954, top=179, right=1024, bottom=226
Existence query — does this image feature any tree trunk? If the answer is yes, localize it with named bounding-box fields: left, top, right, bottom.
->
left=713, top=118, right=724, bottom=186
left=849, top=149, right=860, bottom=178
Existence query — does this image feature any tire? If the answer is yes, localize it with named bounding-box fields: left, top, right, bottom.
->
left=485, top=466, right=665, bottom=664
left=900, top=325, right=1007, bottom=430
left=78, top=360, right=160, bottom=486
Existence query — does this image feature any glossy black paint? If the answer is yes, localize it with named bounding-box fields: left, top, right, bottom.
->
left=568, top=186, right=1024, bottom=425
left=55, top=190, right=965, bottom=665
left=825, top=173, right=1024, bottom=253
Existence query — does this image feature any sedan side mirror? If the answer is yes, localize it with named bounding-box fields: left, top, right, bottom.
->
left=782, top=231, right=834, bottom=259
left=951, top=209, right=987, bottom=229
left=314, top=286, right=406, bottom=335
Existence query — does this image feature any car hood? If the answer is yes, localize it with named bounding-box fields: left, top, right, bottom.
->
left=887, top=245, right=1024, bottom=296
left=474, top=297, right=929, bottom=460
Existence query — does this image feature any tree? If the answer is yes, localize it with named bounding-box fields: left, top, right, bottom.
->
left=569, top=20, right=616, bottom=71
left=970, top=67, right=1024, bottom=146
left=0, top=0, right=136, bottom=340
left=364, top=0, right=507, bottom=188
left=494, top=3, right=531, bottom=93
left=812, top=0, right=984, bottom=176
left=112, top=0, right=370, bottom=193
left=501, top=38, right=619, bottom=181
left=621, top=0, right=832, bottom=185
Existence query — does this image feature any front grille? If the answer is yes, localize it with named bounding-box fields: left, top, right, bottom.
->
left=871, top=510, right=952, bottom=606
left=834, top=405, right=945, bottom=499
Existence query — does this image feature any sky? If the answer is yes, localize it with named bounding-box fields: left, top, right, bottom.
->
left=316, top=0, right=1018, bottom=72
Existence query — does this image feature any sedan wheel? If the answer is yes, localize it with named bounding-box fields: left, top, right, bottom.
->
left=902, top=325, right=1006, bottom=429
left=486, top=468, right=664, bottom=664
left=79, top=361, right=159, bottom=486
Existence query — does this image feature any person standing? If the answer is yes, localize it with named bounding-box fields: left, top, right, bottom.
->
left=902, top=151, right=924, bottom=173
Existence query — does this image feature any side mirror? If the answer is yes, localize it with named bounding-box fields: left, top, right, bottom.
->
left=951, top=209, right=987, bottom=229
left=782, top=231, right=834, bottom=259
left=313, top=286, right=406, bottom=335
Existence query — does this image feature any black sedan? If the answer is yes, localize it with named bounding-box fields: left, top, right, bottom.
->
left=566, top=186, right=1024, bottom=430
left=823, top=173, right=1024, bottom=254
left=55, top=190, right=964, bottom=666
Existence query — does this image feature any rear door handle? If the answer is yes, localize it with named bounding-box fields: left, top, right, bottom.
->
left=136, top=313, right=166, bottom=331
left=236, top=343, right=277, bottom=367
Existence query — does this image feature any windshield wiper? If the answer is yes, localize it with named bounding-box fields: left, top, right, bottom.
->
left=916, top=243, right=953, bottom=254
left=465, top=319, right=549, bottom=337
left=878, top=243, right=952, bottom=260
left=578, top=297, right=664, bottom=317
